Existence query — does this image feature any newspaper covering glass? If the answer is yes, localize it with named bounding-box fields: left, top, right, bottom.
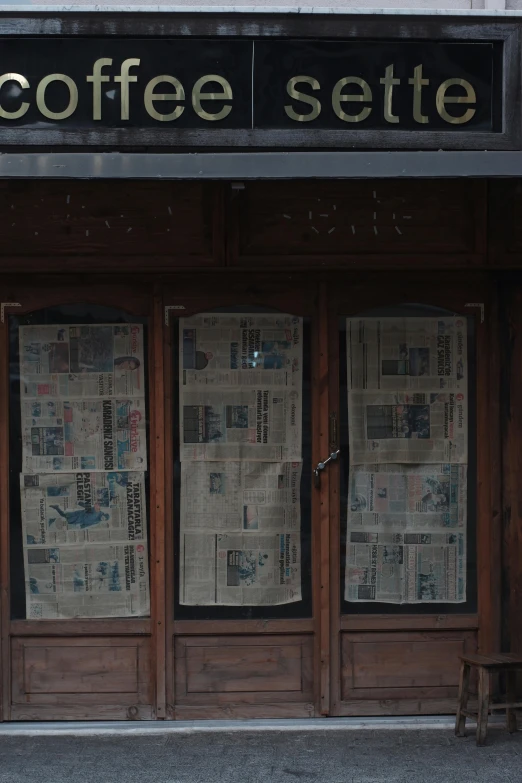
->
left=347, top=463, right=467, bottom=530
left=347, top=317, right=467, bottom=393
left=181, top=313, right=302, bottom=388
left=345, top=464, right=466, bottom=603
left=21, top=397, right=147, bottom=473
left=178, top=313, right=304, bottom=606
left=347, top=317, right=467, bottom=464
left=345, top=533, right=466, bottom=603
left=20, top=471, right=147, bottom=546
left=19, top=324, right=145, bottom=398
left=17, top=321, right=150, bottom=619
left=24, top=541, right=149, bottom=619
left=181, top=461, right=302, bottom=532
left=180, top=531, right=301, bottom=606
left=345, top=317, right=469, bottom=604
left=180, top=388, right=301, bottom=462
left=348, top=390, right=467, bottom=465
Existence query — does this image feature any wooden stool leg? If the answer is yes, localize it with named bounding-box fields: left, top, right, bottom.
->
left=477, top=667, right=490, bottom=746
left=455, top=661, right=471, bottom=737
left=506, top=670, right=518, bottom=734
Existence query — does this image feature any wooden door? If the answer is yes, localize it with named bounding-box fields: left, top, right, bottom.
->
left=1, top=280, right=161, bottom=720
left=327, top=272, right=499, bottom=716
left=163, top=274, right=330, bottom=718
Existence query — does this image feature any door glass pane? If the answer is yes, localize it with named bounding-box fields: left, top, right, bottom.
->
left=9, top=306, right=151, bottom=620
left=173, top=308, right=312, bottom=620
left=339, top=305, right=477, bottom=614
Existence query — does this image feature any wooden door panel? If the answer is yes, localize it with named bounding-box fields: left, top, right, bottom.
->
left=11, top=636, right=153, bottom=719
left=22, top=645, right=138, bottom=694
left=174, top=635, right=314, bottom=707
left=0, top=181, right=222, bottom=270
left=232, top=180, right=485, bottom=267
left=341, top=631, right=477, bottom=704
left=186, top=646, right=303, bottom=693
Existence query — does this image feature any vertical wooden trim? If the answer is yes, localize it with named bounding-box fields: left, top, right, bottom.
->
left=316, top=282, right=331, bottom=715
left=327, top=290, right=342, bottom=716
left=500, top=280, right=522, bottom=660
left=151, top=287, right=167, bottom=718
left=474, top=180, right=488, bottom=260
left=0, top=311, right=9, bottom=721
left=487, top=181, right=512, bottom=267
left=225, top=184, right=241, bottom=267
left=211, top=183, right=226, bottom=267
left=476, top=287, right=499, bottom=654
left=486, top=282, right=502, bottom=653
left=164, top=302, right=175, bottom=718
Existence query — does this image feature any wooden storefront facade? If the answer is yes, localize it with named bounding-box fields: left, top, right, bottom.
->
left=0, top=10, right=521, bottom=722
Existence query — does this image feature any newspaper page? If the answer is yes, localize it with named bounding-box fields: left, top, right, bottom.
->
left=180, top=388, right=301, bottom=462
left=348, top=390, right=467, bottom=464
left=180, top=531, right=301, bottom=606
left=180, top=461, right=302, bottom=533
left=344, top=464, right=467, bottom=603
left=20, top=324, right=145, bottom=398
left=178, top=313, right=304, bottom=606
left=347, top=317, right=467, bottom=464
left=17, top=322, right=150, bottom=619
left=24, top=541, right=150, bottom=619
left=180, top=462, right=301, bottom=604
left=347, top=317, right=467, bottom=393
left=22, top=397, right=147, bottom=473
left=345, top=317, right=468, bottom=604
left=20, top=471, right=148, bottom=546
left=347, top=463, right=467, bottom=530
left=180, top=313, right=302, bottom=388
left=179, top=313, right=303, bottom=462
left=345, top=532, right=466, bottom=604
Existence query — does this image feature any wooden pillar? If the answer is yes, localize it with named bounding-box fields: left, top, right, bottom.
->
left=500, top=278, right=522, bottom=673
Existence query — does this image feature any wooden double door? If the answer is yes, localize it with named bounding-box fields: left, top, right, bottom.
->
left=0, top=270, right=495, bottom=721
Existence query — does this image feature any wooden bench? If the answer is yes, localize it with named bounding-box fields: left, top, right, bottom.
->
left=455, top=653, right=522, bottom=745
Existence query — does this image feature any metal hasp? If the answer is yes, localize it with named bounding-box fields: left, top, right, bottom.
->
left=314, top=449, right=340, bottom=489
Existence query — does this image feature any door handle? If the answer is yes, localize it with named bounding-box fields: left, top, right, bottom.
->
left=314, top=449, right=340, bottom=489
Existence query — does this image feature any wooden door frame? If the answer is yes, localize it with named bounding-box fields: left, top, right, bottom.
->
left=0, top=276, right=162, bottom=720
left=327, top=271, right=501, bottom=715
left=162, top=272, right=328, bottom=718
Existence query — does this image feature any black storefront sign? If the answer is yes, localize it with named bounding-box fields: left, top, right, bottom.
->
left=0, top=38, right=498, bottom=132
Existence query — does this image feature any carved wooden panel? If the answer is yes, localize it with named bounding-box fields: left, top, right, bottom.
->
left=341, top=631, right=477, bottom=704
left=0, top=181, right=219, bottom=268
left=174, top=635, right=314, bottom=709
left=233, top=180, right=485, bottom=267
left=489, top=181, right=522, bottom=267
left=10, top=636, right=153, bottom=719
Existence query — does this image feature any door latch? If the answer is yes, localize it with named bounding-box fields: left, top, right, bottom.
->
left=314, top=449, right=340, bottom=489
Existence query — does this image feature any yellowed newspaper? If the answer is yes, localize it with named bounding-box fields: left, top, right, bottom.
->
left=180, top=531, right=301, bottom=606
left=180, top=313, right=302, bottom=388
left=20, top=323, right=145, bottom=398
left=179, top=314, right=304, bottom=606
left=180, top=388, right=301, bottom=462
left=347, top=317, right=467, bottom=464
left=18, top=322, right=150, bottom=619
left=24, top=541, right=149, bottom=619
left=345, top=533, right=465, bottom=604
left=20, top=471, right=147, bottom=546
left=21, top=397, right=147, bottom=473
left=345, top=464, right=466, bottom=603
left=345, top=317, right=468, bottom=604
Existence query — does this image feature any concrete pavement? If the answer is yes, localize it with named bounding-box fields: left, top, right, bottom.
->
left=0, top=726, right=521, bottom=783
